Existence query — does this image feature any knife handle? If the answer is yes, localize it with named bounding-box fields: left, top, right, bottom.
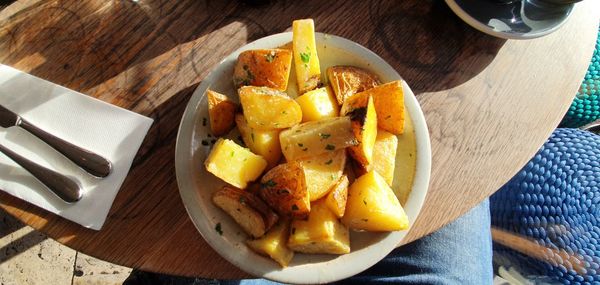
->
left=0, top=143, right=82, bottom=203
left=18, top=119, right=112, bottom=178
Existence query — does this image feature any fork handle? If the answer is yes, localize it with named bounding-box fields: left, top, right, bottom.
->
left=18, top=119, right=112, bottom=178
left=0, top=143, right=81, bottom=203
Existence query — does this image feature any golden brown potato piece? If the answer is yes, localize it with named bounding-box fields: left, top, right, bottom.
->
left=299, top=149, right=347, bottom=202
left=207, top=90, right=237, bottom=136
left=341, top=80, right=405, bottom=135
left=212, top=185, right=279, bottom=238
left=325, top=175, right=349, bottom=218
left=279, top=116, right=357, bottom=161
left=293, top=19, right=321, bottom=94
left=259, top=162, right=310, bottom=219
left=247, top=219, right=294, bottom=267
left=235, top=114, right=282, bottom=169
left=342, top=171, right=409, bottom=232
left=238, top=86, right=302, bottom=130
left=327, top=66, right=381, bottom=105
left=347, top=96, right=378, bottom=168
left=233, top=49, right=293, bottom=91
left=288, top=199, right=350, bottom=254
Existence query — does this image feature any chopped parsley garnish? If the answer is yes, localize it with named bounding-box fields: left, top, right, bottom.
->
left=300, top=52, right=310, bottom=63
left=215, top=223, right=223, bottom=235
left=363, top=199, right=367, bottom=205
left=262, top=179, right=277, bottom=188
left=265, top=52, right=276, bottom=63
left=330, top=174, right=337, bottom=181
left=297, top=143, right=304, bottom=147
left=325, top=144, right=335, bottom=151
left=239, top=196, right=246, bottom=204
left=319, top=133, right=331, bottom=139
left=231, top=151, right=235, bottom=157
left=251, top=133, right=255, bottom=142
left=291, top=204, right=299, bottom=211
left=282, top=110, right=287, bottom=115
left=325, top=159, right=333, bottom=165
left=302, top=147, right=308, bottom=151
left=201, top=140, right=209, bottom=146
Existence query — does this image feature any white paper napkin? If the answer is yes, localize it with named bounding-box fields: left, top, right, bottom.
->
left=0, top=64, right=153, bottom=230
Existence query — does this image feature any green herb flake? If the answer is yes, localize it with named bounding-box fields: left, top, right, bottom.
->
left=300, top=52, right=310, bottom=64
left=239, top=196, right=246, bottom=204
left=231, top=151, right=235, bottom=157
left=325, top=159, right=333, bottom=165
left=385, top=115, right=392, bottom=120
left=282, top=110, right=287, bottom=115
left=319, top=133, right=331, bottom=139
left=291, top=227, right=296, bottom=235
left=202, top=117, right=207, bottom=126
left=302, top=147, right=308, bottom=151
left=325, top=144, right=335, bottom=151
left=201, top=140, right=209, bottom=146
left=362, top=219, right=369, bottom=222
left=251, top=133, right=255, bottom=142
left=215, top=223, right=223, bottom=235
left=330, top=174, right=337, bottom=181
left=265, top=52, right=276, bottom=63
left=363, top=199, right=367, bottom=206
left=297, top=143, right=304, bottom=147
left=262, top=179, right=277, bottom=188
left=291, top=204, right=299, bottom=211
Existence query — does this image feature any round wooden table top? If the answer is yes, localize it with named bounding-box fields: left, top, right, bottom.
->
left=0, top=0, right=598, bottom=279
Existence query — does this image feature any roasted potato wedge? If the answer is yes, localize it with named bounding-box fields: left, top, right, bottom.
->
left=299, top=149, right=347, bottom=201
left=347, top=96, right=378, bottom=167
left=342, top=171, right=409, bottom=232
left=239, top=86, right=302, bottom=130
left=207, top=90, right=237, bottom=136
left=288, top=199, right=350, bottom=254
left=233, top=49, right=293, bottom=91
left=205, top=138, right=268, bottom=189
left=247, top=219, right=294, bottom=267
left=341, top=80, right=405, bottom=135
left=327, top=66, right=380, bottom=105
left=325, top=175, right=349, bottom=218
left=279, top=116, right=357, bottom=161
left=356, top=130, right=398, bottom=186
left=235, top=114, right=282, bottom=169
left=212, top=185, right=279, bottom=238
left=293, top=19, right=321, bottom=94
left=259, top=162, right=310, bottom=219
left=295, top=86, right=339, bottom=122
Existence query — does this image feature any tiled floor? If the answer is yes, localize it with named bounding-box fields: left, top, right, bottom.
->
left=0, top=208, right=132, bottom=285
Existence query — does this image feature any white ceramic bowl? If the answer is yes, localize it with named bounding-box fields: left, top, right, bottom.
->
left=175, top=32, right=431, bottom=284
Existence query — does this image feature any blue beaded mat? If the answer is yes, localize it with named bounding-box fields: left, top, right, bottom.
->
left=491, top=128, right=600, bottom=283
left=561, top=25, right=600, bottom=128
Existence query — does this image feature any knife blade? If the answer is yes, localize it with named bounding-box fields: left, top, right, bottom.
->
left=0, top=104, right=112, bottom=177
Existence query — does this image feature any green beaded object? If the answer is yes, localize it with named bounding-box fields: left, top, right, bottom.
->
left=560, top=25, right=600, bottom=128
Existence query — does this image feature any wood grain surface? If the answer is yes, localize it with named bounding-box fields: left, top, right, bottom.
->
left=0, top=0, right=598, bottom=278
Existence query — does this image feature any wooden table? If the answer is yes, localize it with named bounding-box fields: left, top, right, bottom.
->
left=0, top=0, right=598, bottom=279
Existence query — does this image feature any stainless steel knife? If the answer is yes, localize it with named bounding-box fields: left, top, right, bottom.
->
left=0, top=104, right=112, bottom=177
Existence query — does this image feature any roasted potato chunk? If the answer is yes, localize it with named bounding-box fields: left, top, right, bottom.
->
left=239, top=86, right=302, bottom=130
left=212, top=186, right=279, bottom=238
left=247, top=219, right=294, bottom=267
left=341, top=80, right=405, bottom=135
left=327, top=66, right=380, bottom=105
left=295, top=86, right=339, bottom=122
left=347, top=96, right=378, bottom=167
left=233, top=49, right=293, bottom=91
left=299, top=149, right=347, bottom=201
left=293, top=19, right=321, bottom=94
left=288, top=199, right=350, bottom=254
left=342, top=171, right=409, bottom=232
left=205, top=138, right=267, bottom=189
left=279, top=116, right=357, bottom=161
left=259, top=162, right=310, bottom=219
left=207, top=90, right=237, bottom=136
left=325, top=175, right=349, bottom=218
left=235, top=114, right=282, bottom=169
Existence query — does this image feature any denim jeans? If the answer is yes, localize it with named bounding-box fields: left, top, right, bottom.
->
left=125, top=199, right=493, bottom=285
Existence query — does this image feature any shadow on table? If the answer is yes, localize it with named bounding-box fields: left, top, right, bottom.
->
left=0, top=0, right=504, bottom=96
